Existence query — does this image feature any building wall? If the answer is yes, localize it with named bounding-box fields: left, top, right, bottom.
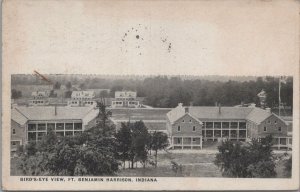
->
left=257, top=115, right=288, bottom=137
left=171, top=114, right=202, bottom=137
left=11, top=120, right=26, bottom=151
left=246, top=121, right=258, bottom=138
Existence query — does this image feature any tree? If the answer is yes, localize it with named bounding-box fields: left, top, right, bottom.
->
left=150, top=131, right=169, bottom=167
left=214, top=135, right=276, bottom=178
left=130, top=121, right=150, bottom=168
left=96, top=101, right=112, bottom=131
left=100, top=90, right=109, bottom=98
left=66, top=81, right=72, bottom=90
left=115, top=122, right=132, bottom=168
left=79, top=83, right=86, bottom=90
left=64, top=90, right=72, bottom=98
left=53, top=82, right=61, bottom=90
left=284, top=155, right=292, bottom=177
left=11, top=89, right=22, bottom=99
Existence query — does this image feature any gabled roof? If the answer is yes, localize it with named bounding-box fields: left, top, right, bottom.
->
left=11, top=108, right=28, bottom=125
left=167, top=104, right=284, bottom=125
left=245, top=107, right=272, bottom=124
left=12, top=106, right=98, bottom=121
left=173, top=113, right=203, bottom=125
left=188, top=107, right=253, bottom=120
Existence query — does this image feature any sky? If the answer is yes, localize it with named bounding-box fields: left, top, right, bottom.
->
left=3, top=0, right=299, bottom=76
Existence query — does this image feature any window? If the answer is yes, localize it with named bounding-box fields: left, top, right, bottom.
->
left=192, top=126, right=196, bottom=132
left=47, top=123, right=55, bottom=131
left=37, top=132, right=46, bottom=140
left=192, top=138, right=196, bottom=142
left=55, top=132, right=64, bottom=137
left=182, top=120, right=185, bottom=123
left=177, top=126, right=181, bottom=132
left=28, top=124, right=36, bottom=131
left=56, top=123, right=64, bottom=130
left=65, top=123, right=73, bottom=130
left=65, top=131, right=73, bottom=136
left=274, top=121, right=277, bottom=124
left=214, top=122, right=221, bottom=129
left=278, top=127, right=282, bottom=132
left=12, top=141, right=16, bottom=146
left=230, top=122, right=238, bottom=128
left=177, top=138, right=181, bottom=144
left=222, top=122, right=229, bottom=128
left=189, top=119, right=192, bottom=123
left=37, top=123, right=46, bottom=131
left=239, top=122, right=246, bottom=129
left=28, top=132, right=37, bottom=141
left=74, top=123, right=82, bottom=130
left=206, top=122, right=213, bottom=129
left=268, top=120, right=271, bottom=124
left=264, top=126, right=267, bottom=132
left=12, top=129, right=16, bottom=135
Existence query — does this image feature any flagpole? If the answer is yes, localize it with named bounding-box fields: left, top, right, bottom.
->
left=279, top=77, right=281, bottom=117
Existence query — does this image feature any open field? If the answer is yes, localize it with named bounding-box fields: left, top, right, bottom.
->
left=117, top=152, right=222, bottom=177
left=110, top=108, right=171, bottom=121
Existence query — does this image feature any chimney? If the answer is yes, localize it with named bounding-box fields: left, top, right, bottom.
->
left=265, top=107, right=271, bottom=113
left=54, top=105, right=57, bottom=116
left=185, top=107, right=189, bottom=113
left=218, top=103, right=221, bottom=114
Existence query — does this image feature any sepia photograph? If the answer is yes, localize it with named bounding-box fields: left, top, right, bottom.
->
left=10, top=74, right=293, bottom=178
left=2, top=0, right=299, bottom=191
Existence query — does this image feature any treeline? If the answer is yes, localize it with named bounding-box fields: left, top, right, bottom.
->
left=11, top=75, right=293, bottom=108
left=15, top=103, right=168, bottom=176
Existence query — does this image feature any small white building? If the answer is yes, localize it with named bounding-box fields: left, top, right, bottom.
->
left=68, top=91, right=96, bottom=106
left=29, top=91, right=50, bottom=106
left=111, top=91, right=140, bottom=108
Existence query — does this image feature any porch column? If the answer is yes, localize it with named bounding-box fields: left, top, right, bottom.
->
left=237, top=122, right=240, bottom=140
left=220, top=122, right=223, bottom=138
left=181, top=137, right=183, bottom=149
left=278, top=137, right=280, bottom=150
left=191, top=136, right=193, bottom=149
left=200, top=136, right=203, bottom=149
left=204, top=122, right=206, bottom=141
left=212, top=122, right=215, bottom=141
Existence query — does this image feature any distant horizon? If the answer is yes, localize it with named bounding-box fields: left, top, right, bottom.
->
left=11, top=74, right=293, bottom=83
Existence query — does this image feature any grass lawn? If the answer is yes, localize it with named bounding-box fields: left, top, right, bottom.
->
left=117, top=152, right=222, bottom=177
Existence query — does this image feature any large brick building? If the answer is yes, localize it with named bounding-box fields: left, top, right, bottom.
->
left=11, top=105, right=99, bottom=152
left=166, top=103, right=291, bottom=149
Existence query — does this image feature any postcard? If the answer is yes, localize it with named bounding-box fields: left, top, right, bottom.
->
left=2, top=0, right=299, bottom=191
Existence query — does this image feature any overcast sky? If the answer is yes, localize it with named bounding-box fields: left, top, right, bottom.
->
left=3, top=0, right=299, bottom=76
